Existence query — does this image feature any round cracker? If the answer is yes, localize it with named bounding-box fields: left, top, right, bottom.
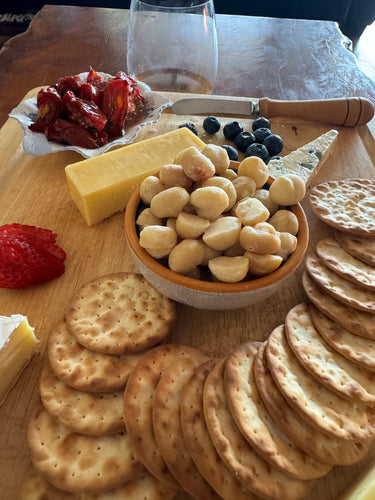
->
left=19, top=466, right=176, bottom=500
left=266, top=325, right=375, bottom=441
left=66, top=273, right=176, bottom=355
left=310, top=304, right=375, bottom=372
left=309, top=178, right=375, bottom=236
left=302, top=271, right=375, bottom=339
left=315, top=237, right=375, bottom=291
left=47, top=319, right=143, bottom=392
left=306, top=251, right=375, bottom=312
left=180, top=359, right=255, bottom=500
left=335, top=230, right=375, bottom=267
left=253, top=342, right=370, bottom=466
left=153, top=354, right=221, bottom=499
left=27, top=404, right=143, bottom=493
left=203, top=357, right=314, bottom=500
left=285, top=303, right=375, bottom=405
left=224, top=341, right=331, bottom=479
left=123, top=343, right=204, bottom=489
left=40, top=362, right=125, bottom=436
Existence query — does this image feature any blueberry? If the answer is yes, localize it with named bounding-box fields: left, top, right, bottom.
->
left=223, top=121, right=243, bottom=141
left=234, top=131, right=256, bottom=153
left=253, top=127, right=272, bottom=144
left=178, top=122, right=198, bottom=135
left=222, top=145, right=239, bottom=161
left=269, top=155, right=282, bottom=161
left=252, top=117, right=271, bottom=131
left=263, top=134, right=284, bottom=156
left=203, top=116, right=221, bottom=134
left=244, top=143, right=270, bottom=163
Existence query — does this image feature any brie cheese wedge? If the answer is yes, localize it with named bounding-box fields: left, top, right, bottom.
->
left=0, top=314, right=38, bottom=405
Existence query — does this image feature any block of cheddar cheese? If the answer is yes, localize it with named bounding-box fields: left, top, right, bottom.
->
left=65, top=127, right=206, bottom=225
left=0, top=314, right=39, bottom=405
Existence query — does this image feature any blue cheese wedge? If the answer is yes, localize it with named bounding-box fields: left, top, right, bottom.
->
left=268, top=129, right=338, bottom=186
left=0, top=315, right=38, bottom=405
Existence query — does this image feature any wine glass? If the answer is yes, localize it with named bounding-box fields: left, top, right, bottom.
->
left=126, top=0, right=218, bottom=94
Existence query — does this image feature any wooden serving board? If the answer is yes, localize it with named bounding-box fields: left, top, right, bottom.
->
left=0, top=90, right=375, bottom=500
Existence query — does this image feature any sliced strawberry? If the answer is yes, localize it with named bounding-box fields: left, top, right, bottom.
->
left=0, top=224, right=66, bottom=289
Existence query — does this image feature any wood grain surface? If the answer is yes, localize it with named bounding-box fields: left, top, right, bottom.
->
left=0, top=90, right=375, bottom=500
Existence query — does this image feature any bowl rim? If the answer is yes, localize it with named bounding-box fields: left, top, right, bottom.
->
left=125, top=164, right=309, bottom=294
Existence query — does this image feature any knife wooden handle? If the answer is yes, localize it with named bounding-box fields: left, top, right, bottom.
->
left=258, top=97, right=374, bottom=127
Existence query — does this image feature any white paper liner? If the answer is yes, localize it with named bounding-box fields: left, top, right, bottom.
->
left=8, top=72, right=172, bottom=158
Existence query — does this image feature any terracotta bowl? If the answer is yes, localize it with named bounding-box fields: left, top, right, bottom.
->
left=125, top=172, right=309, bottom=310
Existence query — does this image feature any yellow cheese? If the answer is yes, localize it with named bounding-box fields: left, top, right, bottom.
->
left=0, top=315, right=39, bottom=405
left=339, top=461, right=375, bottom=500
left=65, top=127, right=206, bottom=225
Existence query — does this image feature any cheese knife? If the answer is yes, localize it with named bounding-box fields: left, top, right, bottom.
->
left=171, top=96, right=374, bottom=127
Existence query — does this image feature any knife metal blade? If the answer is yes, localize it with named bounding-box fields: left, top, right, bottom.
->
left=172, top=97, right=259, bottom=116
left=171, top=96, right=375, bottom=127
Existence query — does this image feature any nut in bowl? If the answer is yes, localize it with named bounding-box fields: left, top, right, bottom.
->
left=125, top=149, right=309, bottom=310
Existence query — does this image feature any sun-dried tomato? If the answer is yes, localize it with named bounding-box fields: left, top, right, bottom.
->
left=78, top=83, right=102, bottom=107
left=56, top=75, right=82, bottom=96
left=29, top=87, right=63, bottom=132
left=46, top=118, right=98, bottom=149
left=62, top=91, right=107, bottom=131
left=101, top=78, right=129, bottom=138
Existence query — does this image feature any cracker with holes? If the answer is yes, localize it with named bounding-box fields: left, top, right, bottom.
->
left=302, top=271, right=375, bottom=339
left=316, top=237, right=375, bottom=291
left=224, top=341, right=331, bottom=479
left=253, top=342, right=370, bottom=466
left=335, top=230, right=375, bottom=267
left=27, top=404, right=143, bottom=494
left=285, top=303, right=375, bottom=405
left=310, top=304, right=375, bottom=372
left=19, top=467, right=177, bottom=500
left=66, top=273, right=176, bottom=355
left=203, top=358, right=314, bottom=500
left=123, top=344, right=204, bottom=489
left=39, top=362, right=125, bottom=436
left=309, top=178, right=375, bottom=236
left=180, top=359, right=254, bottom=500
left=266, top=325, right=375, bottom=440
left=152, top=354, right=221, bottom=499
left=47, top=319, right=143, bottom=392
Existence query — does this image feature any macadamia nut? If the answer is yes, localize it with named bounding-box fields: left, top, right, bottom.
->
left=139, top=225, right=177, bottom=259
left=200, top=176, right=237, bottom=210
left=159, top=164, right=193, bottom=189
left=275, top=232, right=298, bottom=261
left=238, top=157, right=269, bottom=188
left=269, top=174, right=306, bottom=206
left=208, top=256, right=249, bottom=283
left=268, top=209, right=299, bottom=235
left=150, top=186, right=189, bottom=218
left=235, top=197, right=270, bottom=226
left=136, top=208, right=162, bottom=230
left=203, top=216, right=242, bottom=251
left=254, top=189, right=279, bottom=216
left=201, top=144, right=230, bottom=175
left=168, top=239, right=206, bottom=275
left=244, top=251, right=283, bottom=276
left=240, top=222, right=281, bottom=254
left=140, top=176, right=165, bottom=205
left=190, top=186, right=229, bottom=220
left=176, top=212, right=210, bottom=239
left=232, top=176, right=257, bottom=200
left=175, top=146, right=215, bottom=182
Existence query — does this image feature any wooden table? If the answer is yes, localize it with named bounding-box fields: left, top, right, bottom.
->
left=1, top=6, right=375, bottom=500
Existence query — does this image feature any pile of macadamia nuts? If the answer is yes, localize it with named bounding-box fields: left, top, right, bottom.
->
left=136, top=144, right=306, bottom=283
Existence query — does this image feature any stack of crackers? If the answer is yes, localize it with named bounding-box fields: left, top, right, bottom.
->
left=21, top=272, right=178, bottom=499
left=20, top=178, right=375, bottom=500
